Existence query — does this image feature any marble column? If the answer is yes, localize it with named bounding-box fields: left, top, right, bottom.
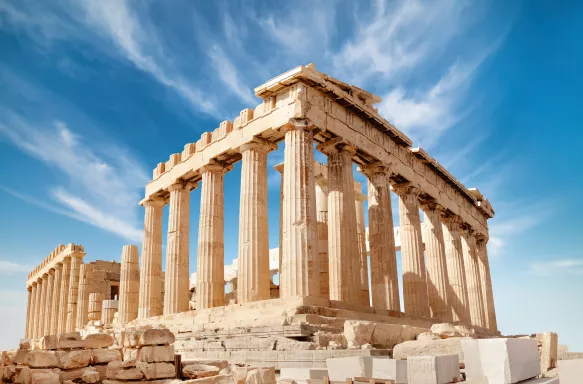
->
left=138, top=198, right=165, bottom=319
left=476, top=236, right=498, bottom=331
left=50, top=263, right=62, bottom=335
left=315, top=182, right=330, bottom=299
left=421, top=203, right=452, bottom=322
left=197, top=163, right=228, bottom=309
left=274, top=163, right=284, bottom=285
left=362, top=164, right=400, bottom=311
left=25, top=286, right=32, bottom=338
left=394, top=184, right=429, bottom=317
left=57, top=257, right=71, bottom=334
left=355, top=188, right=370, bottom=306
left=280, top=120, right=318, bottom=298
left=66, top=256, right=82, bottom=332
left=28, top=284, right=37, bottom=338
left=320, top=141, right=359, bottom=303
left=461, top=229, right=487, bottom=328
left=442, top=216, right=471, bottom=324
left=101, top=300, right=118, bottom=325
left=237, top=141, right=275, bottom=303
left=88, top=293, right=103, bottom=322
left=164, top=182, right=193, bottom=314
left=76, top=263, right=93, bottom=329
left=44, top=269, right=55, bottom=335
left=32, top=280, right=41, bottom=338
left=119, top=245, right=140, bottom=323
left=37, top=276, right=47, bottom=337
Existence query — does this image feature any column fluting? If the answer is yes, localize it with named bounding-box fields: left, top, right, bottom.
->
left=476, top=236, right=497, bottom=330
left=362, top=164, right=400, bottom=311
left=44, top=270, right=55, bottom=335
left=29, top=284, right=38, bottom=338
left=461, top=229, right=487, bottom=328
left=66, top=256, right=82, bottom=332
left=50, top=263, right=62, bottom=335
left=320, top=141, right=359, bottom=303
left=274, top=163, right=284, bottom=287
left=25, top=286, right=32, bottom=338
left=119, top=245, right=140, bottom=323
left=197, top=163, right=229, bottom=309
left=164, top=183, right=192, bottom=314
left=442, top=216, right=471, bottom=324
left=37, top=276, right=47, bottom=337
left=421, top=203, right=452, bottom=322
left=280, top=120, right=318, bottom=298
left=32, top=280, right=41, bottom=338
left=315, top=182, right=329, bottom=299
left=138, top=198, right=165, bottom=318
left=57, top=257, right=71, bottom=334
left=355, top=189, right=370, bottom=306
left=75, top=263, right=93, bottom=329
left=394, top=184, right=430, bottom=317
left=237, top=141, right=275, bottom=303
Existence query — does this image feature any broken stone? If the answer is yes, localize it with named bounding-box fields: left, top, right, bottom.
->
left=431, top=323, right=462, bottom=339
left=138, top=329, right=175, bottom=346
left=30, top=369, right=60, bottom=384
left=20, top=339, right=32, bottom=350
left=26, top=351, right=58, bottom=368
left=38, top=336, right=58, bottom=351
left=137, top=361, right=176, bottom=380
left=393, top=337, right=470, bottom=363
left=116, top=367, right=144, bottom=381
left=83, top=333, right=114, bottom=349
left=91, top=348, right=122, bottom=364
left=81, top=368, right=100, bottom=384
left=137, top=345, right=175, bottom=363
left=14, top=349, right=29, bottom=365
left=344, top=320, right=375, bottom=349
left=177, top=374, right=236, bottom=384
left=58, top=332, right=81, bottom=341
left=55, top=350, right=92, bottom=369
left=417, top=332, right=441, bottom=341
left=454, top=325, right=476, bottom=338
left=183, top=364, right=220, bottom=379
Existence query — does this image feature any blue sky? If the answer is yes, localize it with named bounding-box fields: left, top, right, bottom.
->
left=1, top=0, right=582, bottom=350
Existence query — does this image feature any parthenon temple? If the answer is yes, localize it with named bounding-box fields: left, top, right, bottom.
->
left=22, top=64, right=500, bottom=367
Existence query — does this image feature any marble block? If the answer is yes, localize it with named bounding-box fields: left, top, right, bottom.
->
left=407, top=355, right=459, bottom=384
left=370, top=358, right=407, bottom=383
left=558, top=359, right=583, bottom=384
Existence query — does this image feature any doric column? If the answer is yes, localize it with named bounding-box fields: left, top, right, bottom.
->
left=280, top=120, right=318, bottom=298
left=31, top=280, right=41, bottom=338
left=476, top=236, right=497, bottom=330
left=37, top=276, right=47, bottom=337
left=49, top=263, right=62, bottom=335
left=27, top=284, right=36, bottom=338
left=44, top=269, right=55, bottom=335
left=442, top=216, right=471, bottom=324
left=119, top=245, right=140, bottom=323
left=421, top=203, right=452, bottom=322
left=393, top=184, right=430, bottom=317
left=361, top=164, right=400, bottom=311
left=57, top=257, right=71, bottom=334
left=101, top=300, right=118, bottom=325
left=237, top=140, right=276, bottom=303
left=461, top=229, right=487, bottom=328
left=164, top=182, right=193, bottom=314
left=138, top=198, right=165, bottom=319
left=76, top=263, right=93, bottom=329
left=318, top=140, right=359, bottom=303
left=66, top=255, right=83, bottom=332
left=88, top=293, right=103, bottom=322
left=197, top=163, right=229, bottom=309
left=25, top=286, right=32, bottom=338
left=274, top=163, right=284, bottom=283
left=355, top=187, right=370, bottom=306
left=315, top=182, right=329, bottom=299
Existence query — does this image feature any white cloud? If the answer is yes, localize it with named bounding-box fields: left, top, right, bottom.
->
left=0, top=260, right=34, bottom=275
left=208, top=46, right=257, bottom=106
left=488, top=211, right=547, bottom=258
left=0, top=115, right=147, bottom=241
left=530, top=259, right=583, bottom=276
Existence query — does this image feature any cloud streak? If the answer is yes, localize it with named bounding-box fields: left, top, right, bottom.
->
left=530, top=259, right=583, bottom=276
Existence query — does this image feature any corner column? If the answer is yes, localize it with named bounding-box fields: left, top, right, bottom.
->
left=315, top=181, right=329, bottom=299
left=237, top=140, right=276, bottom=303
left=66, top=254, right=83, bottom=332
left=44, top=269, right=55, bottom=335
left=37, top=276, right=47, bottom=337
left=32, top=280, right=41, bottom=338
left=355, top=188, right=370, bottom=306
left=164, top=182, right=193, bottom=314
left=421, top=203, right=452, bottom=322
left=362, top=164, right=400, bottom=311
left=26, top=284, right=35, bottom=338
left=76, top=263, right=93, bottom=329
left=197, top=163, right=229, bottom=309
left=394, top=184, right=430, bottom=317
left=318, top=140, right=359, bottom=303
left=138, top=198, right=165, bottom=318
left=57, top=257, right=71, bottom=334
left=50, top=263, right=62, bottom=335
left=274, top=163, right=284, bottom=284
left=280, top=120, right=318, bottom=298
left=119, top=245, right=140, bottom=323
left=476, top=236, right=497, bottom=330
left=461, top=229, right=487, bottom=328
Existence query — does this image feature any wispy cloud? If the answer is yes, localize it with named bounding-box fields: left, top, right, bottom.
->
left=488, top=209, right=548, bottom=258
left=530, top=259, right=583, bottom=276
left=0, top=260, right=34, bottom=275
left=208, top=45, right=257, bottom=105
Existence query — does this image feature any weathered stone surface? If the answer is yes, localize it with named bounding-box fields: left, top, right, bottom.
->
left=177, top=374, right=235, bottom=384
left=344, top=320, right=375, bottom=349
left=26, top=351, right=58, bottom=368
left=393, top=338, right=470, bottom=363
left=14, top=349, right=29, bottom=365
left=81, top=368, right=100, bottom=384
left=138, top=329, right=175, bottom=346
left=59, top=367, right=87, bottom=382
left=56, top=340, right=87, bottom=350
left=248, top=368, right=275, bottom=384
left=2, top=365, right=16, bottom=382
left=279, top=368, right=328, bottom=382
left=20, top=339, right=32, bottom=350
left=417, top=332, right=441, bottom=341
left=84, top=333, right=114, bottom=349
left=407, top=355, right=460, bottom=384
left=58, top=332, right=81, bottom=341
left=30, top=369, right=60, bottom=384
left=431, top=323, right=462, bottom=339
left=38, top=336, right=58, bottom=351
left=183, top=364, right=220, bottom=379
left=539, top=332, right=558, bottom=373
left=137, top=361, right=176, bottom=380
left=138, top=345, right=175, bottom=363
left=182, top=360, right=229, bottom=371
left=55, top=350, right=92, bottom=369
left=91, top=348, right=122, bottom=364
left=116, top=367, right=144, bottom=381
left=557, top=359, right=583, bottom=384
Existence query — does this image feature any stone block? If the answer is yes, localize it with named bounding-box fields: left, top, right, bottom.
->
left=344, top=320, right=375, bottom=349
left=26, top=351, right=58, bottom=368
left=137, top=361, right=176, bottom=380
left=56, top=350, right=93, bottom=369
left=461, top=338, right=541, bottom=383
left=138, top=329, right=175, bottom=346
left=59, top=368, right=87, bottom=382
left=38, top=336, right=58, bottom=351
left=30, top=369, right=60, bottom=384
left=83, top=333, right=114, bottom=349
left=557, top=359, right=583, bottom=384
left=407, top=355, right=460, bottom=384
left=56, top=339, right=87, bottom=350
left=91, top=348, right=122, bottom=364
left=393, top=338, right=468, bottom=363
left=370, top=358, right=407, bottom=384
left=246, top=367, right=276, bottom=384
left=2, top=365, right=16, bottom=382
left=177, top=374, right=236, bottom=384
left=20, top=339, right=32, bottom=350
left=430, top=323, right=461, bottom=339
left=14, top=349, right=29, bottom=365
left=81, top=368, right=100, bottom=384
left=137, top=345, right=175, bottom=363
left=183, top=364, right=221, bottom=379
left=58, top=332, right=81, bottom=341
left=540, top=332, right=558, bottom=372
left=182, top=359, right=229, bottom=371
left=326, top=356, right=373, bottom=381
left=279, top=368, right=328, bottom=383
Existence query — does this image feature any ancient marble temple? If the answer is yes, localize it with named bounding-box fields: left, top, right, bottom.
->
left=24, top=64, right=497, bottom=339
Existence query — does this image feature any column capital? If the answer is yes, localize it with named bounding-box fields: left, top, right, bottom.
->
left=48, top=268, right=55, bottom=276
left=475, top=233, right=489, bottom=244
left=316, top=137, right=357, bottom=156
left=359, top=161, right=393, bottom=178
left=239, top=138, right=278, bottom=154
left=142, top=197, right=166, bottom=208
left=199, top=160, right=232, bottom=175
left=281, top=118, right=315, bottom=132
left=420, top=200, right=444, bottom=213
left=392, top=182, right=420, bottom=197
left=168, top=180, right=197, bottom=192
left=460, top=226, right=477, bottom=238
